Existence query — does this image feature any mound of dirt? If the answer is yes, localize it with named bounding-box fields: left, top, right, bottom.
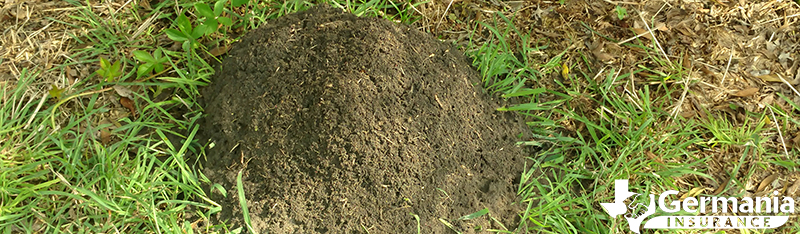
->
left=198, top=5, right=531, bottom=233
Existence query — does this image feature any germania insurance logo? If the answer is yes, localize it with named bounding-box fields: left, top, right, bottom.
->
left=601, top=180, right=795, bottom=233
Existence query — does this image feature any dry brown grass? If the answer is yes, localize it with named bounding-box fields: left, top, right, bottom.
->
left=2, top=0, right=800, bottom=232
left=415, top=1, right=800, bottom=231
left=2, top=1, right=82, bottom=97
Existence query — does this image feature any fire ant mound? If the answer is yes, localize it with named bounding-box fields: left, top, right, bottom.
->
left=198, top=5, right=532, bottom=233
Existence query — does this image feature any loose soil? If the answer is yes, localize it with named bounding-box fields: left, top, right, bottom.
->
left=198, top=5, right=533, bottom=233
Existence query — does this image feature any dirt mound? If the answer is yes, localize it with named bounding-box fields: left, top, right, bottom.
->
left=198, top=5, right=531, bottom=233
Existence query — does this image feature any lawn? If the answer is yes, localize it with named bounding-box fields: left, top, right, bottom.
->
left=2, top=0, right=799, bottom=233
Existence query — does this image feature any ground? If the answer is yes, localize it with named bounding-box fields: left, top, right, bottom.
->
left=2, top=0, right=800, bottom=233
left=198, top=5, right=531, bottom=233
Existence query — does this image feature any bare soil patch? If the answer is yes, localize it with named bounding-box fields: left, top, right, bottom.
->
left=198, top=5, right=532, bottom=233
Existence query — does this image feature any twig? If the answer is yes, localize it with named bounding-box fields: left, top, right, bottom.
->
left=767, top=106, right=789, bottom=158
left=23, top=93, right=48, bottom=129
left=625, top=68, right=643, bottom=111
left=405, top=1, right=429, bottom=22
left=777, top=73, right=800, bottom=98
left=758, top=13, right=800, bottom=25
left=602, top=0, right=641, bottom=5
left=131, top=10, right=159, bottom=40
left=670, top=79, right=690, bottom=121
left=113, top=0, right=134, bottom=15
left=720, top=49, right=733, bottom=85
left=637, top=11, right=671, bottom=66
left=616, top=30, right=651, bottom=45
left=436, top=0, right=455, bottom=31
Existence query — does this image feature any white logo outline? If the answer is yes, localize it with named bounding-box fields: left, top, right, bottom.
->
left=600, top=179, right=793, bottom=233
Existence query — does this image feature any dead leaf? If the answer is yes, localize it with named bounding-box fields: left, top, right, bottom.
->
left=65, top=65, right=72, bottom=79
left=666, top=8, right=687, bottom=20
left=792, top=134, right=800, bottom=148
left=631, top=28, right=653, bottom=40
left=97, top=119, right=113, bottom=145
left=591, top=42, right=615, bottom=64
left=644, top=151, right=663, bottom=164
left=699, top=64, right=716, bottom=78
left=680, top=187, right=705, bottom=201
left=120, top=97, right=137, bottom=119
left=690, top=97, right=708, bottom=120
left=680, top=110, right=695, bottom=118
left=757, top=174, right=779, bottom=192
left=595, top=53, right=614, bottom=64
left=113, top=85, right=133, bottom=98
left=760, top=94, right=775, bottom=107
left=757, top=74, right=782, bottom=82
left=713, top=177, right=732, bottom=195
left=655, top=22, right=668, bottom=31
left=209, top=45, right=230, bottom=57
left=100, top=128, right=111, bottom=145
left=732, top=87, right=759, bottom=97
left=682, top=52, right=692, bottom=72
left=11, top=6, right=27, bottom=20
left=788, top=179, right=800, bottom=196
left=506, top=1, right=523, bottom=11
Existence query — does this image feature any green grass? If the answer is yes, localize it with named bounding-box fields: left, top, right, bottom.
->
left=466, top=9, right=799, bottom=234
left=2, top=69, right=218, bottom=232
left=0, top=0, right=422, bottom=233
left=2, top=0, right=218, bottom=232
left=3, top=0, right=798, bottom=233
